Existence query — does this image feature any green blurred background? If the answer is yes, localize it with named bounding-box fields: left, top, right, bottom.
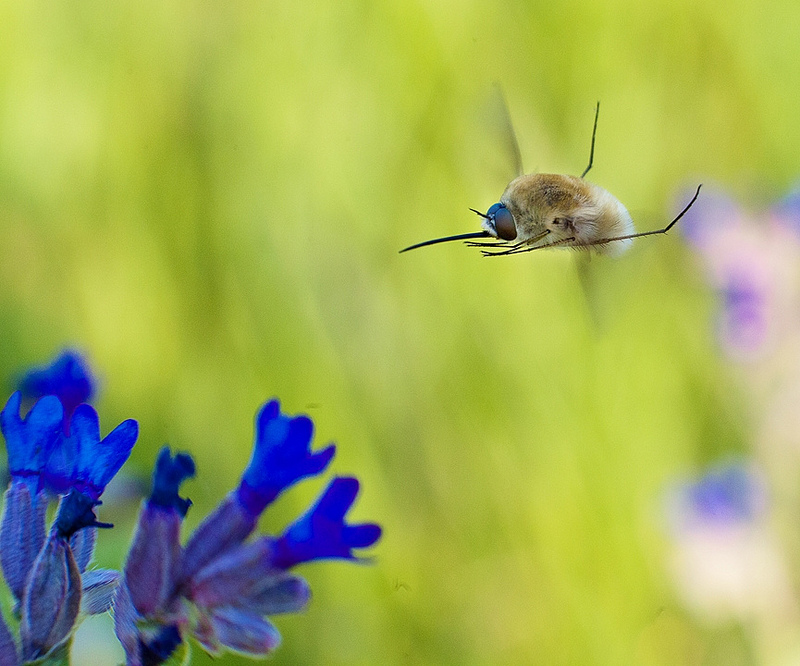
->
left=1, top=1, right=800, bottom=664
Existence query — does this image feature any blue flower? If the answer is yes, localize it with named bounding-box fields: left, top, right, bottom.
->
left=17, top=350, right=95, bottom=426
left=115, top=448, right=196, bottom=666
left=117, top=399, right=382, bottom=663
left=1, top=387, right=137, bottom=502
left=121, top=448, right=194, bottom=618
left=148, top=446, right=196, bottom=515
left=1, top=392, right=63, bottom=483
left=44, top=403, right=138, bottom=499
left=238, top=399, right=336, bottom=514
left=773, top=184, right=800, bottom=233
left=0, top=393, right=64, bottom=605
left=187, top=539, right=310, bottom=657
left=667, top=460, right=766, bottom=536
left=0, top=356, right=138, bottom=618
left=1, top=377, right=382, bottom=665
left=272, top=477, right=382, bottom=569
left=182, top=399, right=335, bottom=578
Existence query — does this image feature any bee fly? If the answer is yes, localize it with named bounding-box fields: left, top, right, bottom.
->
left=400, top=103, right=701, bottom=257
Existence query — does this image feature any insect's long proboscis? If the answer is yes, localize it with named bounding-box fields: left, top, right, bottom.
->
left=399, top=231, right=491, bottom=253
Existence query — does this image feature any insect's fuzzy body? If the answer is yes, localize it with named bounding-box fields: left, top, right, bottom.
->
left=491, top=173, right=634, bottom=257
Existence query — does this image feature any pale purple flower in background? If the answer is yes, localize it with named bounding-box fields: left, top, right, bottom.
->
left=665, top=461, right=796, bottom=624
left=772, top=185, right=800, bottom=232
left=680, top=185, right=800, bottom=360
left=680, top=183, right=800, bottom=476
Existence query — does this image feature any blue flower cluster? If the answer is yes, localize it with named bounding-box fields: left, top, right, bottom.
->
left=0, top=351, right=381, bottom=665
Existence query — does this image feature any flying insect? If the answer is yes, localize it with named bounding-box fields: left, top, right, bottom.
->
left=400, top=102, right=701, bottom=256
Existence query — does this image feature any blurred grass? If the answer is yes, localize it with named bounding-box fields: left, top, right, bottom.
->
left=1, top=0, right=799, bottom=664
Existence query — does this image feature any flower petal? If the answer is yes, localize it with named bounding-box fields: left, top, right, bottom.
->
left=273, top=477, right=382, bottom=568
left=81, top=569, right=120, bottom=615
left=238, top=399, right=335, bottom=515
left=17, top=350, right=95, bottom=421
left=246, top=573, right=311, bottom=616
left=207, top=608, right=281, bottom=657
left=1, top=393, right=63, bottom=475
left=86, top=418, right=139, bottom=492
left=149, top=448, right=195, bottom=515
left=65, top=405, right=138, bottom=500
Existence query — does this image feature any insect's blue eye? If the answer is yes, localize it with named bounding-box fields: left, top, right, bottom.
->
left=488, top=204, right=517, bottom=241
left=486, top=203, right=504, bottom=217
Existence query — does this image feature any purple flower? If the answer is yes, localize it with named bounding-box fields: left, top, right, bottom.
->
left=0, top=351, right=139, bottom=661
left=718, top=273, right=770, bottom=357
left=679, top=184, right=800, bottom=359
left=0, top=393, right=64, bottom=605
left=772, top=183, right=800, bottom=233
left=273, top=477, right=382, bottom=569
left=239, top=399, right=336, bottom=513
left=188, top=540, right=310, bottom=615
left=665, top=461, right=793, bottom=623
left=182, top=399, right=335, bottom=577
left=122, top=449, right=194, bottom=614
left=117, top=399, right=381, bottom=663
left=17, top=350, right=95, bottom=428
left=678, top=186, right=742, bottom=250
left=3, top=356, right=381, bottom=665
left=193, top=606, right=282, bottom=657
left=187, top=539, right=309, bottom=657
left=1, top=392, right=63, bottom=485
left=44, top=404, right=138, bottom=499
left=678, top=462, right=765, bottom=527
left=114, top=448, right=195, bottom=666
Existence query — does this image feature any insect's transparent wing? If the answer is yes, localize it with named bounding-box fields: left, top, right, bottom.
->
left=574, top=252, right=605, bottom=331
left=488, top=83, right=524, bottom=179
